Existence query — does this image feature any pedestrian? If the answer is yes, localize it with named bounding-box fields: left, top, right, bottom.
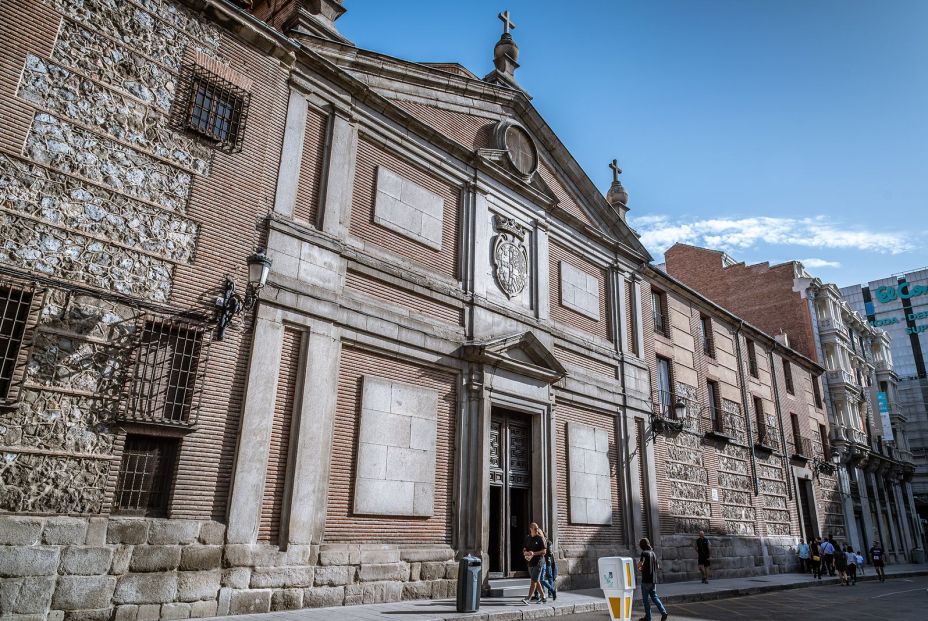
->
left=536, top=531, right=557, bottom=601
left=855, top=550, right=865, bottom=576
left=834, top=542, right=848, bottom=585
left=797, top=539, right=810, bottom=573
left=637, top=538, right=669, bottom=621
left=820, top=537, right=836, bottom=576
left=695, top=530, right=711, bottom=584
left=845, top=546, right=857, bottom=585
left=521, top=522, right=547, bottom=604
left=809, top=538, right=822, bottom=580
left=869, top=541, right=886, bottom=583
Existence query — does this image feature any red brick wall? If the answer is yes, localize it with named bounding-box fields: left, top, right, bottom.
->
left=664, top=245, right=819, bottom=362
left=537, top=162, right=592, bottom=227
left=293, top=104, right=328, bottom=226
left=549, top=243, right=610, bottom=340
left=351, top=136, right=461, bottom=280
left=324, top=346, right=457, bottom=544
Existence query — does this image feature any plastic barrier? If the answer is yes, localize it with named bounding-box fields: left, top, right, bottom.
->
left=598, top=556, right=636, bottom=621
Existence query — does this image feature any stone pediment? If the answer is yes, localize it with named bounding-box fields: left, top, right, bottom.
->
left=463, top=331, right=566, bottom=384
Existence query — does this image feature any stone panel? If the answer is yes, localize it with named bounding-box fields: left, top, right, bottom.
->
left=560, top=261, right=600, bottom=321
left=373, top=166, right=444, bottom=251
left=353, top=376, right=438, bottom=517
left=567, top=422, right=612, bottom=524
left=0, top=453, right=109, bottom=514
left=25, top=114, right=192, bottom=213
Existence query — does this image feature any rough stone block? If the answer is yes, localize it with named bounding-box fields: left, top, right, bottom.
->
left=48, top=610, right=64, bottom=621
left=84, top=519, right=107, bottom=546
left=107, top=521, right=149, bottom=545
left=147, top=521, right=199, bottom=546
left=59, top=546, right=115, bottom=575
left=114, top=573, right=177, bottom=604
left=399, top=547, right=454, bottom=562
left=402, top=581, right=432, bottom=600
left=359, top=547, right=400, bottom=564
left=137, top=604, right=160, bottom=621
left=221, top=544, right=253, bottom=567
left=221, top=568, right=251, bottom=589
left=313, top=565, right=351, bottom=587
left=303, top=586, right=344, bottom=608
left=318, top=549, right=350, bottom=566
left=129, top=546, right=181, bottom=573
left=179, top=546, right=221, bottom=572
left=0, top=576, right=55, bottom=613
left=228, top=590, right=271, bottom=615
left=358, top=563, right=408, bottom=582
left=176, top=570, right=220, bottom=602
left=52, top=575, right=117, bottom=609
left=249, top=566, right=313, bottom=589
left=271, top=588, right=303, bottom=611
left=0, top=517, right=43, bottom=545
left=189, top=600, right=217, bottom=618
left=43, top=518, right=88, bottom=546
left=0, top=546, right=60, bottom=577
left=197, top=522, right=225, bottom=546
left=160, top=602, right=191, bottom=620
left=113, top=604, right=139, bottom=621
left=110, top=546, right=132, bottom=575
left=282, top=545, right=313, bottom=566
left=419, top=561, right=446, bottom=581
left=409, top=562, right=421, bottom=582
left=63, top=608, right=111, bottom=621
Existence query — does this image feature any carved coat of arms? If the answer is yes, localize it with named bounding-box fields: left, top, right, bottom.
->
left=492, top=215, right=528, bottom=298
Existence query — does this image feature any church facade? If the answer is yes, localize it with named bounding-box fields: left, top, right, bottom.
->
left=0, top=1, right=852, bottom=618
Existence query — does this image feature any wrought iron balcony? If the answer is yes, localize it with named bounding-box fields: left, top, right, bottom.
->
left=790, top=436, right=813, bottom=461
left=818, top=317, right=846, bottom=334
left=703, top=406, right=735, bottom=441
left=653, top=312, right=669, bottom=337
left=754, top=423, right=780, bottom=452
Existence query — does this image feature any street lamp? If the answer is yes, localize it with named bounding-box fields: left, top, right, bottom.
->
left=214, top=249, right=272, bottom=340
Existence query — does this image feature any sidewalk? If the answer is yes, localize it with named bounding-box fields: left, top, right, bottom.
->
left=207, top=563, right=928, bottom=621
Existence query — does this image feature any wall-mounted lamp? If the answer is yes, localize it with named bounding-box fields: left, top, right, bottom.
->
left=214, top=249, right=272, bottom=340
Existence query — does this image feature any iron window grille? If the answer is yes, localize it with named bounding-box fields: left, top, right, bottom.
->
left=113, top=435, right=178, bottom=516
left=746, top=340, right=759, bottom=378
left=121, top=316, right=210, bottom=427
left=176, top=63, right=250, bottom=153
left=700, top=315, right=714, bottom=357
left=651, top=291, right=669, bottom=337
left=0, top=279, right=41, bottom=403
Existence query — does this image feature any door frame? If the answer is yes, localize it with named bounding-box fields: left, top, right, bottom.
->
left=488, top=409, right=534, bottom=577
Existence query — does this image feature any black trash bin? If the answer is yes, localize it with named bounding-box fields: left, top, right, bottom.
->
left=455, top=554, right=481, bottom=613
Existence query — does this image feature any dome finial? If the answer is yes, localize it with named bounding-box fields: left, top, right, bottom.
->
left=606, top=159, right=630, bottom=222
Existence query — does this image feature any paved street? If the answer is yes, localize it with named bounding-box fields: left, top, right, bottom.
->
left=564, top=575, right=928, bottom=620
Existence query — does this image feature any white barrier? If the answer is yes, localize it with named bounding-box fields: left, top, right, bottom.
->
left=598, top=556, right=636, bottom=621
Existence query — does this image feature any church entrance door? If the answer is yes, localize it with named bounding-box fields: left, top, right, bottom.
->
left=488, top=409, right=533, bottom=577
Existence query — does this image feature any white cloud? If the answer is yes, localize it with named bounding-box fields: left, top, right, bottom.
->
left=799, top=258, right=842, bottom=269
left=629, top=215, right=915, bottom=256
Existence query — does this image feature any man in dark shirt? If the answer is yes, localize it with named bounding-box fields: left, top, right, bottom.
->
left=695, top=531, right=711, bottom=584
left=869, top=541, right=886, bottom=583
left=521, top=522, right=547, bottom=604
left=636, top=538, right=668, bottom=621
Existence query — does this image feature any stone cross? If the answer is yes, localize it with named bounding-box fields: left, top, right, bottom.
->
left=609, top=159, right=622, bottom=182
left=498, top=10, right=516, bottom=34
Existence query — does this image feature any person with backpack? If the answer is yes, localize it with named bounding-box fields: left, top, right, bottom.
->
left=869, top=541, right=886, bottom=583
left=820, top=537, right=836, bottom=576
left=637, top=538, right=669, bottom=621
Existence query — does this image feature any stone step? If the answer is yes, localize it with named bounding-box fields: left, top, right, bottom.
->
left=487, top=578, right=531, bottom=597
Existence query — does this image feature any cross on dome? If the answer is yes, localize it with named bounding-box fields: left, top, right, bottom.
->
left=498, top=10, right=516, bottom=35
left=609, top=159, right=623, bottom=182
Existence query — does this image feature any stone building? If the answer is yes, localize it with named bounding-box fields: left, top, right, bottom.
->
left=664, top=243, right=923, bottom=562
left=642, top=267, right=837, bottom=580
left=842, top=269, right=928, bottom=546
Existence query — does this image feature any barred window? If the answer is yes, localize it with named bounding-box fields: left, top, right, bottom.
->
left=746, top=339, right=759, bottom=378
left=180, top=64, right=250, bottom=152
left=0, top=284, right=35, bottom=400
left=123, top=318, right=207, bottom=426
left=114, top=435, right=178, bottom=516
left=783, top=359, right=795, bottom=395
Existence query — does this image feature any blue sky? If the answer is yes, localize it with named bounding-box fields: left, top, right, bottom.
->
left=338, top=1, right=928, bottom=286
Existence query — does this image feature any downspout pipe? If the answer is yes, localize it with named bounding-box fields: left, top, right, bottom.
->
left=767, top=346, right=796, bottom=503
left=734, top=321, right=760, bottom=494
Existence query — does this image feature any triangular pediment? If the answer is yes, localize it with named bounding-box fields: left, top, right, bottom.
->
left=464, top=331, right=566, bottom=383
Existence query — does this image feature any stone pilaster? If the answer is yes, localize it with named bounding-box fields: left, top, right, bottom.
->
left=226, top=312, right=285, bottom=544
left=272, top=89, right=309, bottom=218
left=320, top=111, right=358, bottom=238
left=535, top=221, right=550, bottom=321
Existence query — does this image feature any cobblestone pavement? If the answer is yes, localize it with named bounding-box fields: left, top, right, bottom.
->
left=563, top=574, right=928, bottom=620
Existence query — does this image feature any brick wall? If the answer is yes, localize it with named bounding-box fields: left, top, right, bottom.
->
left=664, top=244, right=819, bottom=362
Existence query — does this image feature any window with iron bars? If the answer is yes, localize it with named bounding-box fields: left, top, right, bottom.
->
left=746, top=339, right=759, bottom=378
left=812, top=376, right=823, bottom=408
left=651, top=290, right=669, bottom=337
left=783, top=359, right=794, bottom=395
left=707, top=380, right=724, bottom=433
left=113, top=435, right=178, bottom=516
left=0, top=282, right=36, bottom=401
left=122, top=318, right=208, bottom=427
left=177, top=64, right=250, bottom=153
left=700, top=315, right=714, bottom=357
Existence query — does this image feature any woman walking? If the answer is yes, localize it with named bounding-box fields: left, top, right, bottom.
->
left=834, top=542, right=848, bottom=586
left=809, top=538, right=823, bottom=580
left=521, top=522, right=547, bottom=605
left=637, top=538, right=669, bottom=621
left=845, top=546, right=857, bottom=585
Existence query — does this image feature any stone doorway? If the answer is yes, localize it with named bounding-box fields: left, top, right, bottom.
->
left=798, top=479, right=818, bottom=542
left=487, top=408, right=533, bottom=577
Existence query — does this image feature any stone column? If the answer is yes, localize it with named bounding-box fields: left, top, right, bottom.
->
left=616, top=272, right=629, bottom=355
left=284, top=323, right=342, bottom=545
left=457, top=369, right=485, bottom=557
left=227, top=313, right=285, bottom=544
left=320, top=111, right=358, bottom=238
left=892, top=482, right=915, bottom=556
left=853, top=467, right=874, bottom=550
left=632, top=275, right=645, bottom=357
left=535, top=222, right=550, bottom=322
left=272, top=89, right=309, bottom=218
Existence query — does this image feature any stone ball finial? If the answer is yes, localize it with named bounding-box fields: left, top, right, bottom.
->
left=606, top=159, right=628, bottom=208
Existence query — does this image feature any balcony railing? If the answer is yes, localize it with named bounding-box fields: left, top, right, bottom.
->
left=704, top=406, right=735, bottom=440
left=826, top=369, right=856, bottom=386
left=790, top=436, right=813, bottom=460
left=819, top=317, right=845, bottom=334
left=653, top=311, right=669, bottom=337
left=754, top=424, right=780, bottom=452
left=874, top=359, right=893, bottom=373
